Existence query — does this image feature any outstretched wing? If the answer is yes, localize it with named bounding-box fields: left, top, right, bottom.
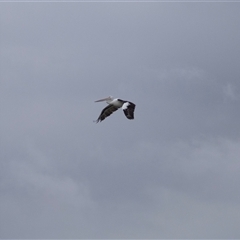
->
left=122, top=102, right=136, bottom=120
left=96, top=104, right=119, bottom=122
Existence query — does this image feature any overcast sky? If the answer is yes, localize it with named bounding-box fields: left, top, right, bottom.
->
left=1, top=2, right=240, bottom=239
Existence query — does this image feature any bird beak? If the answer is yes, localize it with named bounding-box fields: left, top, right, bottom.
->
left=95, top=97, right=109, bottom=102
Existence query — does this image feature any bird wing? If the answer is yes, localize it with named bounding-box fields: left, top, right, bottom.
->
left=122, top=102, right=136, bottom=120
left=96, top=104, right=119, bottom=122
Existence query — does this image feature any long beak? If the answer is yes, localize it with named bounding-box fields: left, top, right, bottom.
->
left=95, top=97, right=109, bottom=102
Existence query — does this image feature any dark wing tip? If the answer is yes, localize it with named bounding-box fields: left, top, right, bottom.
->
left=123, top=102, right=135, bottom=120
left=96, top=105, right=119, bottom=122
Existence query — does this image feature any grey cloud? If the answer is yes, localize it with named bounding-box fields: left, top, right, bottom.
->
left=1, top=2, right=240, bottom=239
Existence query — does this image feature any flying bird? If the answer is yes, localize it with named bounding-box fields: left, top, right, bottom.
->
left=94, top=96, right=136, bottom=123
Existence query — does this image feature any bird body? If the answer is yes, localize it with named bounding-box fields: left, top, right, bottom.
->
left=95, top=96, right=136, bottom=122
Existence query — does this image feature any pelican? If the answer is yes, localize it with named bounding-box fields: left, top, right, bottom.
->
left=94, top=96, right=136, bottom=123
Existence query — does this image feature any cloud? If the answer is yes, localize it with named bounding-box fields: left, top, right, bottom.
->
left=1, top=2, right=240, bottom=238
left=223, top=83, right=239, bottom=101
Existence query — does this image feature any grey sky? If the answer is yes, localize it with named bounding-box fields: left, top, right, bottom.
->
left=1, top=2, right=240, bottom=239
